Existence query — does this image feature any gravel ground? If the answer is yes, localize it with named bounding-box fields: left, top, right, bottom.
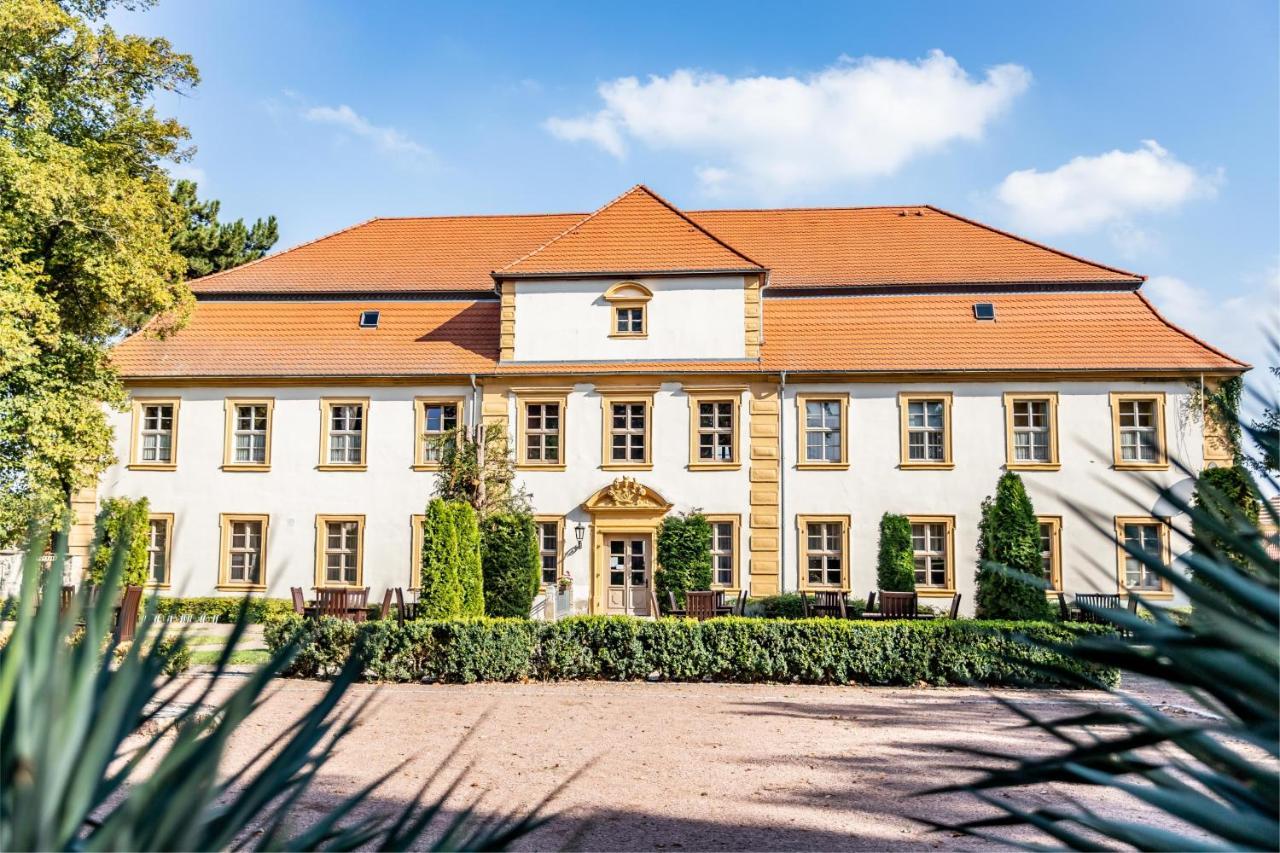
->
left=160, top=674, right=1204, bottom=851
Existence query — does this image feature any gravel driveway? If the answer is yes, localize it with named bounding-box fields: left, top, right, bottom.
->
left=166, top=674, right=1204, bottom=851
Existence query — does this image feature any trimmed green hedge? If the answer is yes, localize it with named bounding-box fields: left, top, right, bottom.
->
left=152, top=597, right=295, bottom=623
left=264, top=615, right=1118, bottom=688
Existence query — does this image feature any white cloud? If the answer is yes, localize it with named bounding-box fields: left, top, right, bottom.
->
left=302, top=104, right=432, bottom=166
left=995, top=140, right=1219, bottom=237
left=545, top=50, right=1031, bottom=195
left=1144, top=271, right=1278, bottom=375
left=167, top=161, right=206, bottom=187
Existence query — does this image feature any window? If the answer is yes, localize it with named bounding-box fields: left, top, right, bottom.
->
left=796, top=394, right=847, bottom=468
left=1004, top=393, right=1059, bottom=469
left=1115, top=517, right=1171, bottom=596
left=1038, top=516, right=1062, bottom=591
left=1110, top=393, right=1167, bottom=469
left=518, top=396, right=567, bottom=469
left=358, top=310, right=380, bottom=328
left=414, top=397, right=462, bottom=469
left=604, top=281, right=652, bottom=339
left=909, top=516, right=955, bottom=592
left=601, top=393, right=653, bottom=469
left=319, top=398, right=369, bottom=469
left=218, top=514, right=268, bottom=589
left=706, top=515, right=740, bottom=588
left=223, top=399, right=274, bottom=470
left=536, top=517, right=562, bottom=585
left=797, top=515, right=848, bottom=590
left=130, top=398, right=180, bottom=469
left=315, top=515, right=365, bottom=587
left=688, top=392, right=741, bottom=469
left=899, top=393, right=953, bottom=468
left=146, top=514, right=173, bottom=587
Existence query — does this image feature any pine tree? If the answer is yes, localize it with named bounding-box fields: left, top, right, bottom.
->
left=876, top=513, right=916, bottom=592
left=452, top=501, right=484, bottom=617
left=170, top=180, right=278, bottom=280
left=419, top=498, right=461, bottom=619
left=975, top=472, right=1054, bottom=620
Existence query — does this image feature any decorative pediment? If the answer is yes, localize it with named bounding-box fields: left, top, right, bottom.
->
left=603, top=281, right=653, bottom=303
left=582, top=477, right=673, bottom=515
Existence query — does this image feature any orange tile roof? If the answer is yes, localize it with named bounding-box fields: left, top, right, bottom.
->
left=189, top=193, right=1138, bottom=295
left=111, top=300, right=498, bottom=377
left=112, top=290, right=1242, bottom=379
left=497, top=185, right=762, bottom=277
left=191, top=214, right=581, bottom=295
left=761, top=290, right=1245, bottom=373
left=690, top=206, right=1139, bottom=288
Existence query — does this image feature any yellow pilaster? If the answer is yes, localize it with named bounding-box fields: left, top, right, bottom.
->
left=748, top=383, right=781, bottom=595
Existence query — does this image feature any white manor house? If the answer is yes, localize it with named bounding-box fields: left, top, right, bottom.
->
left=95, top=185, right=1246, bottom=615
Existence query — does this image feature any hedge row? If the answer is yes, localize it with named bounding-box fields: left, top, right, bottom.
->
left=151, top=597, right=296, bottom=623
left=264, top=615, right=1118, bottom=688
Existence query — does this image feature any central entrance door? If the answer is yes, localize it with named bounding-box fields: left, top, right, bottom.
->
left=605, top=534, right=651, bottom=616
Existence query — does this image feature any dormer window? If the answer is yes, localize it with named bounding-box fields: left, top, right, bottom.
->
left=604, top=281, right=652, bottom=339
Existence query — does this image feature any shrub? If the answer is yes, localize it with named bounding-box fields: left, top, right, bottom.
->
left=452, top=501, right=484, bottom=617
left=876, top=513, right=915, bottom=592
left=975, top=472, right=1053, bottom=620
left=88, top=497, right=150, bottom=587
left=152, top=596, right=295, bottom=623
left=655, top=511, right=712, bottom=610
left=419, top=498, right=462, bottom=619
left=1192, top=463, right=1260, bottom=579
left=481, top=512, right=540, bottom=617
left=265, top=613, right=1117, bottom=688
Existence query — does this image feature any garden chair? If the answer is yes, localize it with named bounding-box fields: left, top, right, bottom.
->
left=685, top=590, right=718, bottom=621
left=113, top=585, right=144, bottom=644
left=732, top=589, right=748, bottom=616
left=394, top=587, right=408, bottom=625
left=813, top=591, right=847, bottom=619
left=665, top=590, right=685, bottom=617
left=648, top=588, right=662, bottom=619
left=947, top=593, right=962, bottom=619
left=1074, top=593, right=1121, bottom=625
left=865, top=590, right=876, bottom=613
left=799, top=592, right=810, bottom=617
left=1057, top=592, right=1071, bottom=621
left=879, top=590, right=918, bottom=620
left=290, top=587, right=307, bottom=616
left=379, top=589, right=393, bottom=620
left=348, top=587, right=370, bottom=622
left=315, top=588, right=350, bottom=619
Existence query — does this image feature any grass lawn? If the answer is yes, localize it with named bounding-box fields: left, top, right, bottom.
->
left=189, top=648, right=272, bottom=666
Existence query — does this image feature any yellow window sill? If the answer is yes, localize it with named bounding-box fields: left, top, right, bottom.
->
left=799, top=585, right=851, bottom=593
left=221, top=464, right=271, bottom=473
left=127, top=464, right=177, bottom=472
left=516, top=463, right=567, bottom=472
left=411, top=463, right=441, bottom=472
left=602, top=463, right=653, bottom=471
left=688, top=462, right=742, bottom=471
left=899, top=462, right=956, bottom=471
left=1123, top=589, right=1174, bottom=600
left=608, top=333, right=649, bottom=339
left=145, top=583, right=171, bottom=591
left=1006, top=463, right=1061, bottom=472
left=1113, top=462, right=1170, bottom=472
left=917, top=588, right=957, bottom=597
left=795, top=462, right=850, bottom=471
left=216, top=584, right=267, bottom=593
left=316, top=464, right=368, bottom=472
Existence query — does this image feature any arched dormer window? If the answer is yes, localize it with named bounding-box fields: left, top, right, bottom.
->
left=603, top=282, right=652, bottom=339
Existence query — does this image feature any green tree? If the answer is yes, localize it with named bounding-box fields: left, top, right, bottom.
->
left=975, top=472, right=1053, bottom=620
left=452, top=501, right=484, bottom=617
left=876, top=513, right=915, bottom=592
left=0, top=0, right=198, bottom=544
left=480, top=512, right=540, bottom=618
left=1247, top=366, right=1279, bottom=475
left=419, top=498, right=461, bottom=619
left=170, top=179, right=277, bottom=279
left=1192, top=464, right=1261, bottom=604
left=655, top=511, right=712, bottom=610
left=433, top=425, right=528, bottom=519
left=88, top=496, right=150, bottom=587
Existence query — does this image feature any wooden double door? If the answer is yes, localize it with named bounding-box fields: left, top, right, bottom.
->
left=604, top=534, right=651, bottom=616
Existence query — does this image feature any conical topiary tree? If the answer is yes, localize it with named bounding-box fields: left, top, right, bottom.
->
left=419, top=498, right=462, bottom=619
left=975, top=471, right=1054, bottom=620
left=876, top=513, right=915, bottom=592
left=655, top=511, right=712, bottom=610
left=452, top=501, right=484, bottom=617
left=481, top=512, right=540, bottom=617
left=89, top=497, right=151, bottom=587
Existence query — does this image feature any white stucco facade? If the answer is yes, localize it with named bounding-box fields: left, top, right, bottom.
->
left=100, top=376, right=1205, bottom=613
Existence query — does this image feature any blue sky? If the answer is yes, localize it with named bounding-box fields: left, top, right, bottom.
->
left=116, top=0, right=1278, bottom=379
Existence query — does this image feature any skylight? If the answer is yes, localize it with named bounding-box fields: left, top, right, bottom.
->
left=359, top=310, right=380, bottom=328
left=973, top=302, right=996, bottom=321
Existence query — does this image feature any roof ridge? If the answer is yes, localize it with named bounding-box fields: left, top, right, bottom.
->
left=189, top=216, right=380, bottom=289
left=1132, top=290, right=1250, bottom=369
left=494, top=184, right=764, bottom=274
left=689, top=204, right=928, bottom=214
left=369, top=212, right=587, bottom=222
left=922, top=205, right=1144, bottom=282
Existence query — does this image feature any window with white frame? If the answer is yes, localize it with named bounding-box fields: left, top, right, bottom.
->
left=1118, top=399, right=1159, bottom=463
left=711, top=520, right=735, bottom=586
left=537, top=521, right=560, bottom=585
left=1121, top=521, right=1164, bottom=590
left=803, top=399, right=843, bottom=463
left=907, top=399, right=946, bottom=462
left=805, top=521, right=843, bottom=588
left=911, top=521, right=949, bottom=588
left=227, top=520, right=263, bottom=585
left=526, top=402, right=562, bottom=465
left=146, top=517, right=170, bottom=585
left=327, top=403, right=364, bottom=465
left=614, top=306, right=645, bottom=335
left=610, top=402, right=647, bottom=463
left=420, top=401, right=459, bottom=463
left=139, top=403, right=175, bottom=463
left=697, top=401, right=735, bottom=463
left=232, top=403, right=270, bottom=464
left=1011, top=399, right=1051, bottom=463
left=323, top=520, right=361, bottom=585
